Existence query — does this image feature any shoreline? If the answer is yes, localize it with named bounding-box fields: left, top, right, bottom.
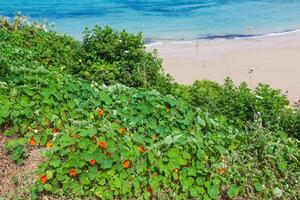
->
left=145, top=28, right=300, bottom=47
left=147, top=31, right=300, bottom=101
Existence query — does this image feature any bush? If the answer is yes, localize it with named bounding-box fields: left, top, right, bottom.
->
left=172, top=78, right=290, bottom=130
left=0, top=16, right=81, bottom=72
left=75, top=26, right=172, bottom=92
left=1, top=17, right=172, bottom=93
left=280, top=108, right=300, bottom=139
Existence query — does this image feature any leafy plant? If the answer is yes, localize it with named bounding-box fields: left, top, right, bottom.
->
left=1, top=16, right=299, bottom=199
left=171, top=78, right=298, bottom=137
left=77, top=26, right=173, bottom=92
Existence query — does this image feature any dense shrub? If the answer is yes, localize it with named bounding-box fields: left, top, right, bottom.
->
left=280, top=108, right=300, bottom=139
left=172, top=78, right=293, bottom=131
left=0, top=17, right=172, bottom=93
left=76, top=26, right=172, bottom=92
left=0, top=16, right=81, bottom=72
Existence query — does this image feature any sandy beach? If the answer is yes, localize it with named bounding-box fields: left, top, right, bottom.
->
left=148, top=32, right=300, bottom=101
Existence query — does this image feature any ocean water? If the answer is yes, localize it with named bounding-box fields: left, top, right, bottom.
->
left=1, top=0, right=300, bottom=41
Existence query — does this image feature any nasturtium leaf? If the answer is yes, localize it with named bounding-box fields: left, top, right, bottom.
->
left=177, top=157, right=187, bottom=166
left=177, top=135, right=187, bottom=144
left=44, top=184, right=53, bottom=191
left=78, top=138, right=90, bottom=149
left=187, top=168, right=197, bottom=176
left=190, top=187, right=198, bottom=197
left=227, top=185, right=240, bottom=198
left=149, top=176, right=160, bottom=190
left=101, top=158, right=113, bottom=169
left=60, top=134, right=75, bottom=147
left=113, top=177, right=122, bottom=188
left=197, top=149, right=205, bottom=160
left=98, top=179, right=106, bottom=186
left=182, top=177, right=194, bottom=191
left=49, top=159, right=61, bottom=168
left=203, top=194, right=211, bottom=200
left=182, top=151, right=192, bottom=160
left=167, top=148, right=180, bottom=158
left=79, top=129, right=94, bottom=137
left=46, top=170, right=54, bottom=179
left=196, top=177, right=205, bottom=186
left=208, top=185, right=219, bottom=199
left=198, top=186, right=206, bottom=194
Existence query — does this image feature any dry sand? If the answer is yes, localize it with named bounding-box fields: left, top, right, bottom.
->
left=148, top=32, right=300, bottom=101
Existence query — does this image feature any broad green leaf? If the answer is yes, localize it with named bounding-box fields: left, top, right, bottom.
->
left=208, top=185, right=219, bottom=199
left=227, top=185, right=240, bottom=198
left=101, top=158, right=113, bottom=169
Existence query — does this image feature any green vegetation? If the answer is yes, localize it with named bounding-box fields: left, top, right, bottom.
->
left=171, top=79, right=300, bottom=139
left=78, top=26, right=172, bottom=92
left=0, top=16, right=299, bottom=199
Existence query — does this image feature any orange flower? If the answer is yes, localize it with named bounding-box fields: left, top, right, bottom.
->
left=75, top=134, right=80, bottom=139
left=40, top=175, right=47, bottom=184
left=46, top=142, right=53, bottom=148
left=69, top=169, right=77, bottom=177
left=118, top=127, right=127, bottom=134
left=173, top=168, right=180, bottom=173
left=98, top=141, right=107, bottom=149
left=52, top=128, right=59, bottom=134
left=98, top=108, right=104, bottom=117
left=29, top=137, right=36, bottom=145
left=139, top=146, right=147, bottom=153
left=89, top=159, right=96, bottom=165
left=122, top=160, right=130, bottom=169
left=219, top=167, right=226, bottom=174
left=147, top=186, right=153, bottom=193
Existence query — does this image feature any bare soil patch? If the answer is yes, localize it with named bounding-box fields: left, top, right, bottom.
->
left=0, top=133, right=43, bottom=199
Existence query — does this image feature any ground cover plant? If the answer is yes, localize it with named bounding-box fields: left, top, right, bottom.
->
left=0, top=16, right=299, bottom=199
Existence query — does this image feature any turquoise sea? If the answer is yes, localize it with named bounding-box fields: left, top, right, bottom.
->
left=1, top=0, right=300, bottom=42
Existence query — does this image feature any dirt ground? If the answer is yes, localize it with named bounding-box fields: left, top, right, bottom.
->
left=0, top=133, right=44, bottom=199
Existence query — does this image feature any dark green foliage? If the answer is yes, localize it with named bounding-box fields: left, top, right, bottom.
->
left=171, top=78, right=295, bottom=133
left=74, top=26, right=172, bottom=92
left=0, top=16, right=81, bottom=73
left=0, top=17, right=172, bottom=93
left=280, top=109, right=300, bottom=139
